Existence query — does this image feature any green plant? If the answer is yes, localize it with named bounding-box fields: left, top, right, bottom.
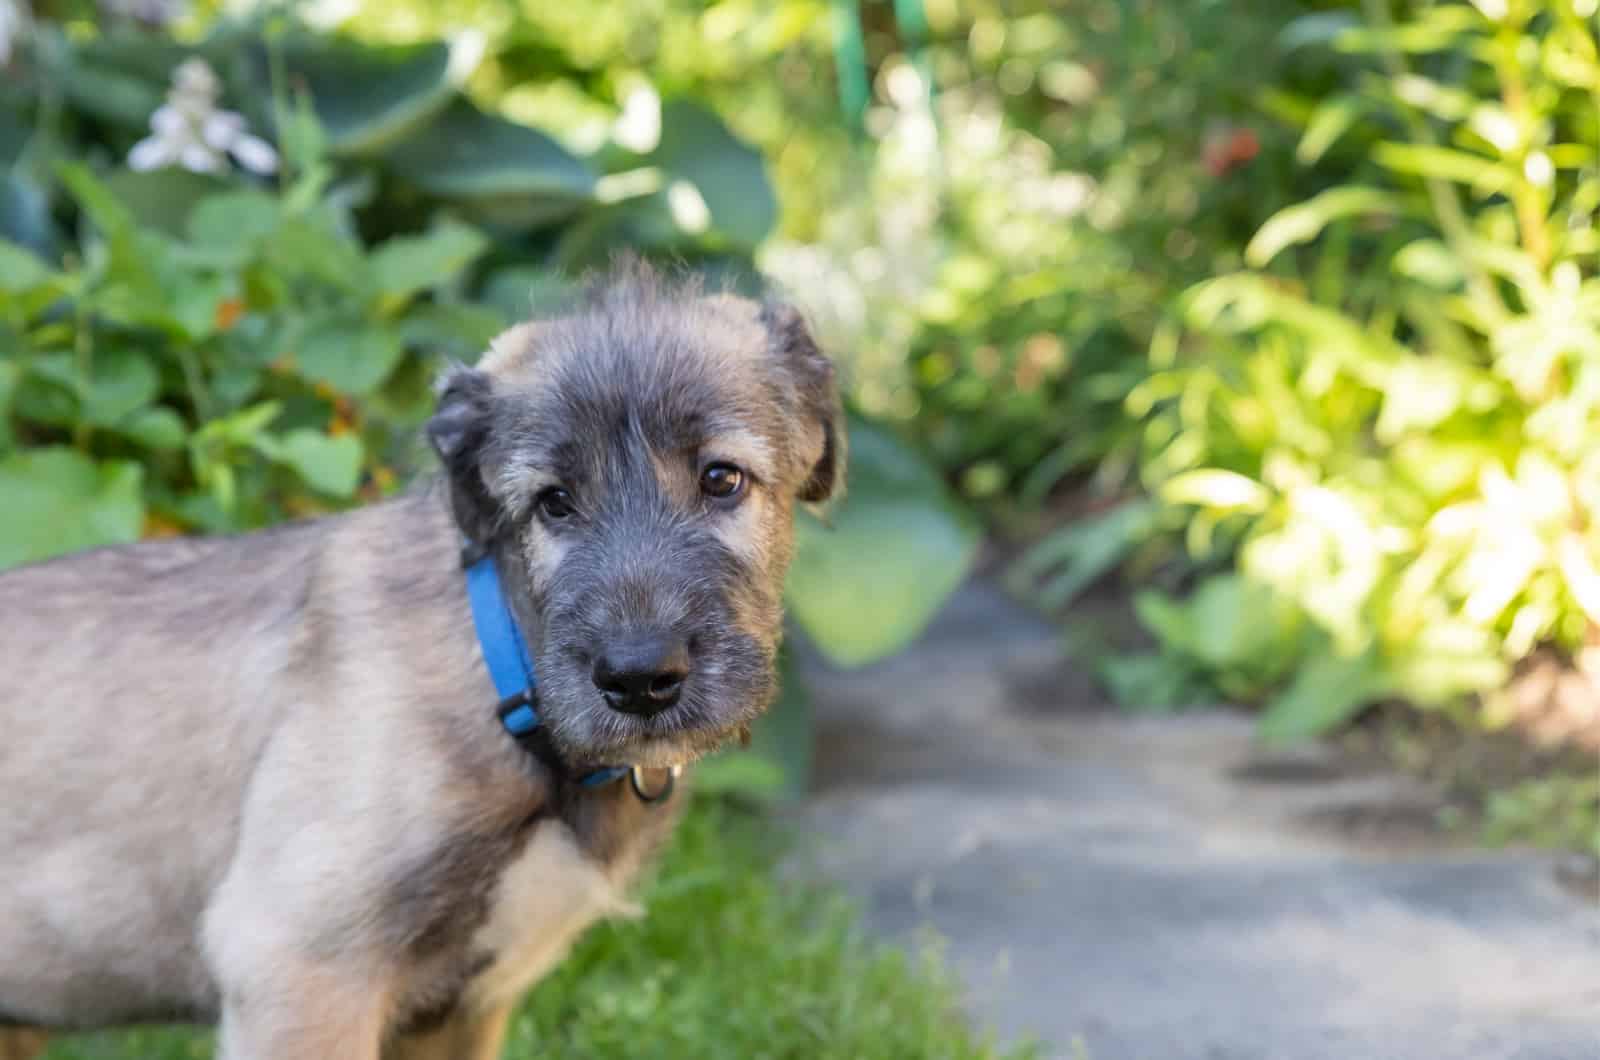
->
left=1027, top=0, right=1600, bottom=742
left=0, top=155, right=497, bottom=547
left=1481, top=771, right=1600, bottom=856
left=2, top=11, right=776, bottom=270
left=763, top=0, right=1319, bottom=508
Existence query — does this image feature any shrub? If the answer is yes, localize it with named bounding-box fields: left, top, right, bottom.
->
left=1031, top=0, right=1600, bottom=741
left=766, top=0, right=1320, bottom=507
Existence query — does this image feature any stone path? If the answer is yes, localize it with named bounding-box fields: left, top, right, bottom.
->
left=793, top=580, right=1600, bottom=1060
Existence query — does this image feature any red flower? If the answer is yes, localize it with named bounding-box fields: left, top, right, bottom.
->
left=1202, top=126, right=1260, bottom=177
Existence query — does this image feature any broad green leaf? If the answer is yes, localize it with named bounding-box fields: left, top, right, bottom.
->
left=20, top=350, right=159, bottom=426
left=785, top=416, right=980, bottom=667
left=83, top=351, right=161, bottom=425
left=0, top=239, right=54, bottom=291
left=102, top=168, right=233, bottom=238
left=57, top=162, right=137, bottom=243
left=188, top=190, right=282, bottom=252
left=648, top=100, right=777, bottom=248
left=480, top=267, right=578, bottom=324
left=115, top=406, right=187, bottom=450
left=1137, top=575, right=1302, bottom=675
left=1132, top=590, right=1194, bottom=656
left=1246, top=187, right=1402, bottom=267
left=370, top=221, right=488, bottom=302
left=1259, top=648, right=1389, bottom=744
left=275, top=36, right=454, bottom=156
left=550, top=192, right=690, bottom=269
left=169, top=272, right=237, bottom=342
left=274, top=429, right=364, bottom=497
left=263, top=216, right=369, bottom=292
left=397, top=303, right=508, bottom=362
left=59, top=34, right=183, bottom=128
left=295, top=321, right=405, bottom=394
left=0, top=448, right=145, bottom=569
left=385, top=100, right=596, bottom=225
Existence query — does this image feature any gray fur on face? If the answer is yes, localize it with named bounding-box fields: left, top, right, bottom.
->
left=429, top=260, right=842, bottom=768
left=0, top=259, right=841, bottom=1060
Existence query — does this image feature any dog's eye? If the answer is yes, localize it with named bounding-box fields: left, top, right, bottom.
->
left=700, top=463, right=745, bottom=501
left=536, top=487, right=577, bottom=520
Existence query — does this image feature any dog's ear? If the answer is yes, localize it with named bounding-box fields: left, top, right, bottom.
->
left=428, top=362, right=498, bottom=542
left=762, top=301, right=845, bottom=504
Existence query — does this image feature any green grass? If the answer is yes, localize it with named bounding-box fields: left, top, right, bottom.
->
left=44, top=798, right=1029, bottom=1060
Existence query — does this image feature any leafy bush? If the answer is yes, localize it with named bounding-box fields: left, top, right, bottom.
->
left=1029, top=0, right=1600, bottom=740
left=0, top=157, right=499, bottom=550
left=767, top=0, right=1320, bottom=506
left=2, top=13, right=776, bottom=268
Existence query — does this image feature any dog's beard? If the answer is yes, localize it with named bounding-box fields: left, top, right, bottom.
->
left=536, top=632, right=775, bottom=769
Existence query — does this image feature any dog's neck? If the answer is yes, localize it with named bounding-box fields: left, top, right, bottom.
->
left=402, top=483, right=676, bottom=806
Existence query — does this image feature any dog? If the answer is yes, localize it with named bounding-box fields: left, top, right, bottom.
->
left=0, top=261, right=842, bottom=1059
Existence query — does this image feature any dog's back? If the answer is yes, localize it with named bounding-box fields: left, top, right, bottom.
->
left=0, top=523, right=321, bottom=1025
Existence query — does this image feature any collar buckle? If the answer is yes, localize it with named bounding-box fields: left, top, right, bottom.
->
left=628, top=764, right=681, bottom=803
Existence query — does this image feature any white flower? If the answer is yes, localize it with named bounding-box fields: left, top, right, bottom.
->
left=1, top=0, right=29, bottom=69
left=128, top=58, right=278, bottom=176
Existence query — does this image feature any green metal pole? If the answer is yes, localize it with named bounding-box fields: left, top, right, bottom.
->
left=832, top=0, right=869, bottom=134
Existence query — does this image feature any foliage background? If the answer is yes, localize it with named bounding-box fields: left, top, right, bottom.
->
left=2, top=1, right=1598, bottom=1054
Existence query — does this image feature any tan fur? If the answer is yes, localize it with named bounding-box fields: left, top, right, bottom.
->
left=0, top=271, right=841, bottom=1059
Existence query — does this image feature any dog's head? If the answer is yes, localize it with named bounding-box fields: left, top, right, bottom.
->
left=428, top=262, right=841, bottom=768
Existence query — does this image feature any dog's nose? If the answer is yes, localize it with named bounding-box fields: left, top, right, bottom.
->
left=592, top=633, right=689, bottom=715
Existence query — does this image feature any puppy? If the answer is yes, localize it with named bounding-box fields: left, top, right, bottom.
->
left=0, top=262, right=841, bottom=1059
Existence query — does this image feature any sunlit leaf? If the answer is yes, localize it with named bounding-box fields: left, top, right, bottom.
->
left=1246, top=187, right=1403, bottom=267
left=1297, top=95, right=1369, bottom=165
left=295, top=320, right=405, bottom=394
left=385, top=100, right=596, bottom=226
left=274, top=429, right=364, bottom=497
left=0, top=448, right=144, bottom=569
left=370, top=221, right=488, bottom=303
left=648, top=100, right=777, bottom=248
left=1374, top=143, right=1514, bottom=195
left=1160, top=469, right=1271, bottom=512
left=274, top=35, right=455, bottom=156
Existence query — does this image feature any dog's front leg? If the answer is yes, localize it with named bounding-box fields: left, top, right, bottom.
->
left=213, top=956, right=389, bottom=1060
left=384, top=1003, right=513, bottom=1060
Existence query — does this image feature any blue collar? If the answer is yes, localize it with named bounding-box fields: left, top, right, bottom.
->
left=464, top=552, right=628, bottom=789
